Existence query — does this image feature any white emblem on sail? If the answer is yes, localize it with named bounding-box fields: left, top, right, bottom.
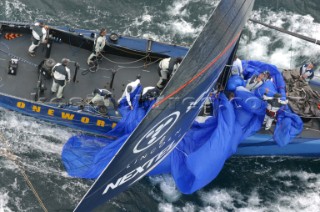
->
left=133, top=111, right=180, bottom=154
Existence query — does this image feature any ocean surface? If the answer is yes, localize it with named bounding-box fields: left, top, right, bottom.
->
left=0, top=0, right=320, bottom=211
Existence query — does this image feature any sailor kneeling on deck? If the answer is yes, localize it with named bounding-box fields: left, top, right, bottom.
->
left=89, top=88, right=118, bottom=115
left=51, top=58, right=71, bottom=99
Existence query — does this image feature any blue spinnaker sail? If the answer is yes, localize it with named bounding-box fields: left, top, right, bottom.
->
left=72, top=1, right=256, bottom=211
left=242, top=60, right=287, bottom=99
left=274, top=106, right=303, bottom=146
left=62, top=91, right=265, bottom=193
left=158, top=94, right=236, bottom=193
left=240, top=60, right=303, bottom=145
left=226, top=75, right=246, bottom=91
left=62, top=60, right=303, bottom=199
left=62, top=86, right=144, bottom=178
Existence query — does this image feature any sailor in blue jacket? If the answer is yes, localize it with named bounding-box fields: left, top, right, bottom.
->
left=300, top=62, right=316, bottom=83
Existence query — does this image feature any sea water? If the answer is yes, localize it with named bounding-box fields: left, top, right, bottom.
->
left=0, top=0, right=319, bottom=211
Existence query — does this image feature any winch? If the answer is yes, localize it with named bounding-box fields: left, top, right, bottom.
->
left=40, top=58, right=56, bottom=79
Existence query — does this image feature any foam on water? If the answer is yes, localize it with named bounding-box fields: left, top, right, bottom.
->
left=0, top=190, right=12, bottom=212
left=4, top=0, right=27, bottom=18
left=272, top=170, right=320, bottom=211
left=150, top=160, right=320, bottom=212
left=0, top=1, right=319, bottom=211
left=239, top=9, right=320, bottom=68
left=149, top=175, right=181, bottom=202
left=0, top=108, right=86, bottom=210
left=0, top=109, right=72, bottom=157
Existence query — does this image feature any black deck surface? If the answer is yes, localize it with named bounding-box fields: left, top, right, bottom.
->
left=0, top=31, right=159, bottom=103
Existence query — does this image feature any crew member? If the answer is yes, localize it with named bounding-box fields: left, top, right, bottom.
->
left=89, top=88, right=118, bottom=112
left=300, top=62, right=316, bottom=83
left=231, top=55, right=243, bottom=77
left=246, top=72, right=268, bottom=91
left=87, top=28, right=107, bottom=66
left=118, top=76, right=141, bottom=110
left=28, top=20, right=48, bottom=57
left=263, top=93, right=288, bottom=130
left=156, top=57, right=183, bottom=90
left=51, top=58, right=71, bottom=99
left=140, top=86, right=160, bottom=102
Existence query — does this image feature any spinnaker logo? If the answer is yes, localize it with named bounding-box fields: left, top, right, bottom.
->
left=133, top=111, right=180, bottom=154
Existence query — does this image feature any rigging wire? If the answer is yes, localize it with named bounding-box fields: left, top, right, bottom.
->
left=0, top=132, right=48, bottom=212
left=289, top=10, right=294, bottom=69
left=80, top=53, right=161, bottom=76
left=100, top=51, right=151, bottom=65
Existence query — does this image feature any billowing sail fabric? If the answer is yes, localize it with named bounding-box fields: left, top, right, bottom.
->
left=242, top=60, right=287, bottom=98
left=62, top=86, right=144, bottom=178
left=74, top=1, right=255, bottom=211
left=240, top=60, right=303, bottom=146
left=226, top=75, right=246, bottom=91
left=62, top=135, right=129, bottom=178
left=274, top=107, right=304, bottom=147
left=63, top=68, right=301, bottom=208
left=63, top=65, right=304, bottom=193
left=153, top=94, right=237, bottom=193
left=62, top=92, right=264, bottom=193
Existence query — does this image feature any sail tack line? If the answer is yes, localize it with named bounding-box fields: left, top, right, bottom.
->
left=0, top=133, right=48, bottom=212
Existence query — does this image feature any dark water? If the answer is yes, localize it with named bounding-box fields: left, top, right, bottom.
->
left=0, top=0, right=319, bottom=211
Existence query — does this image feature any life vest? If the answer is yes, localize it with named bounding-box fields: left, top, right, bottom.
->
left=32, top=25, right=44, bottom=40
left=53, top=65, right=69, bottom=81
left=93, top=36, right=106, bottom=53
left=167, top=57, right=177, bottom=74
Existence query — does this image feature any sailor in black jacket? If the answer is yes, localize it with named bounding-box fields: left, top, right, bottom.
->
left=28, top=21, right=48, bottom=57
left=51, top=58, right=71, bottom=98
